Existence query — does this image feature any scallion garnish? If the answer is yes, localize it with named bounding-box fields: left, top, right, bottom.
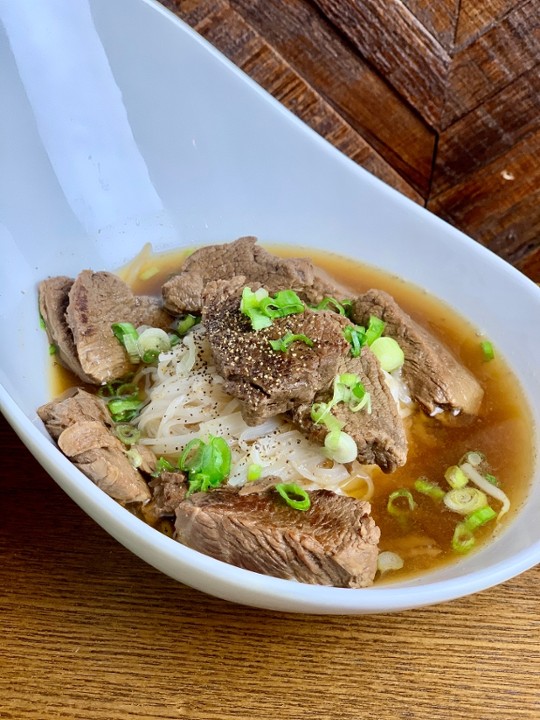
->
left=107, top=397, right=144, bottom=423
left=452, top=523, right=475, bottom=554
left=177, top=314, right=200, bottom=336
left=364, top=315, right=386, bottom=346
left=444, top=465, right=469, bottom=489
left=112, top=322, right=141, bottom=364
left=48, top=343, right=57, bottom=355
left=275, top=483, right=311, bottom=511
left=152, top=456, right=176, bottom=477
left=464, top=506, right=497, bottom=531
left=114, top=424, right=141, bottom=445
left=137, top=327, right=171, bottom=363
left=370, top=336, right=405, bottom=372
left=387, top=488, right=416, bottom=519
left=343, top=325, right=366, bottom=357
left=480, top=340, right=495, bottom=362
left=324, top=429, right=358, bottom=463
left=268, top=332, right=314, bottom=352
left=247, top=463, right=262, bottom=482
left=240, top=287, right=305, bottom=330
left=39, top=313, right=46, bottom=330
left=414, top=477, right=445, bottom=501
left=443, top=487, right=488, bottom=515
left=485, top=473, right=499, bottom=486
left=312, top=296, right=351, bottom=316
left=179, top=436, right=232, bottom=495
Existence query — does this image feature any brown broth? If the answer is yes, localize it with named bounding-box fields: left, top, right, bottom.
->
left=49, top=244, right=535, bottom=583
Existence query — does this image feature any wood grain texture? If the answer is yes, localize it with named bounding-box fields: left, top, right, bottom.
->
left=443, top=0, right=540, bottom=127
left=455, top=0, right=531, bottom=47
left=311, top=0, right=450, bottom=126
left=1, top=413, right=540, bottom=720
left=401, top=0, right=460, bottom=50
left=227, top=0, right=436, bottom=194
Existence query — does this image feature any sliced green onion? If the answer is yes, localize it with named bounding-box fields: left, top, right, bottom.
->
left=152, top=456, right=176, bottom=477
left=177, top=314, right=200, bottom=336
left=459, top=462, right=511, bottom=520
left=126, top=447, right=142, bottom=469
left=48, top=343, right=57, bottom=355
left=275, top=483, right=311, bottom=511
left=364, top=316, right=386, bottom=346
left=114, top=424, right=141, bottom=445
left=462, top=451, right=485, bottom=467
left=343, top=325, right=366, bottom=357
left=39, top=313, right=46, bottom=330
left=452, top=523, right=475, bottom=554
left=443, top=487, right=488, bottom=515
left=112, top=322, right=141, bottom=364
left=377, top=551, right=404, bottom=574
left=324, top=429, right=358, bottom=463
left=137, top=327, right=171, bottom=363
left=370, top=336, right=405, bottom=372
left=269, top=332, right=314, bottom=352
left=414, top=477, right=445, bottom=501
left=240, top=287, right=305, bottom=330
left=485, top=473, right=499, bottom=486
left=312, top=297, right=350, bottom=316
left=107, top=397, right=144, bottom=423
left=180, top=436, right=232, bottom=496
left=445, top=465, right=469, bottom=489
left=310, top=402, right=343, bottom=432
left=464, top=506, right=497, bottom=531
left=480, top=340, right=495, bottom=362
left=247, top=463, right=262, bottom=482
left=387, top=488, right=417, bottom=518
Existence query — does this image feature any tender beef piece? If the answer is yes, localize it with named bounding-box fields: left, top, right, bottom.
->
left=162, top=237, right=350, bottom=314
left=37, top=387, right=111, bottom=440
left=66, top=270, right=173, bottom=384
left=174, top=485, right=380, bottom=588
left=38, top=388, right=153, bottom=504
left=38, top=277, right=95, bottom=383
left=147, top=471, right=188, bottom=519
left=293, top=347, right=408, bottom=472
left=351, top=289, right=483, bottom=416
left=203, top=289, right=350, bottom=425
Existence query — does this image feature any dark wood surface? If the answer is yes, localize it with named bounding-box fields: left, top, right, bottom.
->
left=2, top=2, right=540, bottom=718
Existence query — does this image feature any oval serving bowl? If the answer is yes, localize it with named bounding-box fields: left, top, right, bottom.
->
left=0, top=0, right=539, bottom=614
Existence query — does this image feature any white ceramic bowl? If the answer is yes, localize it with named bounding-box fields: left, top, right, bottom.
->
left=1, top=0, right=539, bottom=614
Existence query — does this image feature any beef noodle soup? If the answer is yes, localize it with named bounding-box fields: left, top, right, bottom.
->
left=40, top=239, right=534, bottom=587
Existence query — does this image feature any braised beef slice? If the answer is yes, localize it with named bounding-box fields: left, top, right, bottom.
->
left=66, top=270, right=173, bottom=384
left=203, top=289, right=350, bottom=425
left=147, top=471, right=188, bottom=519
left=293, top=347, right=408, bottom=473
left=351, top=289, right=483, bottom=416
left=38, top=388, right=153, bottom=504
left=38, top=277, right=95, bottom=383
left=175, top=486, right=380, bottom=587
left=162, top=237, right=350, bottom=314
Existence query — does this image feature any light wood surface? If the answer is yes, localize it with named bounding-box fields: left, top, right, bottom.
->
left=2, top=1, right=540, bottom=718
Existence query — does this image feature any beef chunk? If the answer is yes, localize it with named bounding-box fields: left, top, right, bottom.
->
left=162, top=237, right=349, bottom=314
left=38, top=388, right=153, bottom=504
left=174, top=485, right=380, bottom=588
left=203, top=289, right=350, bottom=425
left=65, top=270, right=173, bottom=384
left=38, top=277, right=95, bottom=383
left=146, top=471, right=188, bottom=519
left=293, top=347, right=408, bottom=472
left=351, top=289, right=484, bottom=416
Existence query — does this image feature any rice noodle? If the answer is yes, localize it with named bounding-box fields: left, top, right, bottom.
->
left=135, top=327, right=414, bottom=494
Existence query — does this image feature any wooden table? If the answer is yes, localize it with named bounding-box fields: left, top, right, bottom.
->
left=2, top=2, right=540, bottom=718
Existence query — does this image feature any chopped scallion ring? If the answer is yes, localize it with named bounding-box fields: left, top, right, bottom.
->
left=480, top=340, right=495, bottom=362
left=180, top=436, right=232, bottom=496
left=364, top=316, right=386, bottom=346
left=464, top=506, right=497, bottom=531
left=370, top=336, right=405, bottom=372
left=444, top=465, right=469, bottom=489
left=343, top=325, right=366, bottom=357
left=275, top=483, right=311, bottom=511
left=176, top=314, right=200, bottom=336
left=107, top=397, right=144, bottom=423
left=452, top=523, right=475, bottom=554
left=114, top=424, right=141, bottom=445
left=414, top=477, right=445, bottom=501
left=324, top=429, right=358, bottom=463
left=443, top=487, right=488, bottom=515
left=387, top=488, right=416, bottom=518
left=269, top=333, right=314, bottom=352
left=312, top=297, right=351, bottom=316
left=247, top=463, right=262, bottom=482
left=240, top=287, right=305, bottom=330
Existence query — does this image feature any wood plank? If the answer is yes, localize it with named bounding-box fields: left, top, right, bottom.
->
left=161, top=0, right=423, bottom=201
left=433, top=65, right=540, bottom=195
left=311, top=0, right=450, bottom=126
left=227, top=0, right=436, bottom=195
left=516, top=246, right=540, bottom=282
left=455, top=0, right=531, bottom=48
left=429, top=130, right=540, bottom=275
left=443, top=0, right=540, bottom=127
left=401, top=0, right=460, bottom=50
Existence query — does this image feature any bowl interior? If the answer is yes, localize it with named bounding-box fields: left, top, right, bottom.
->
left=1, top=0, right=539, bottom=613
